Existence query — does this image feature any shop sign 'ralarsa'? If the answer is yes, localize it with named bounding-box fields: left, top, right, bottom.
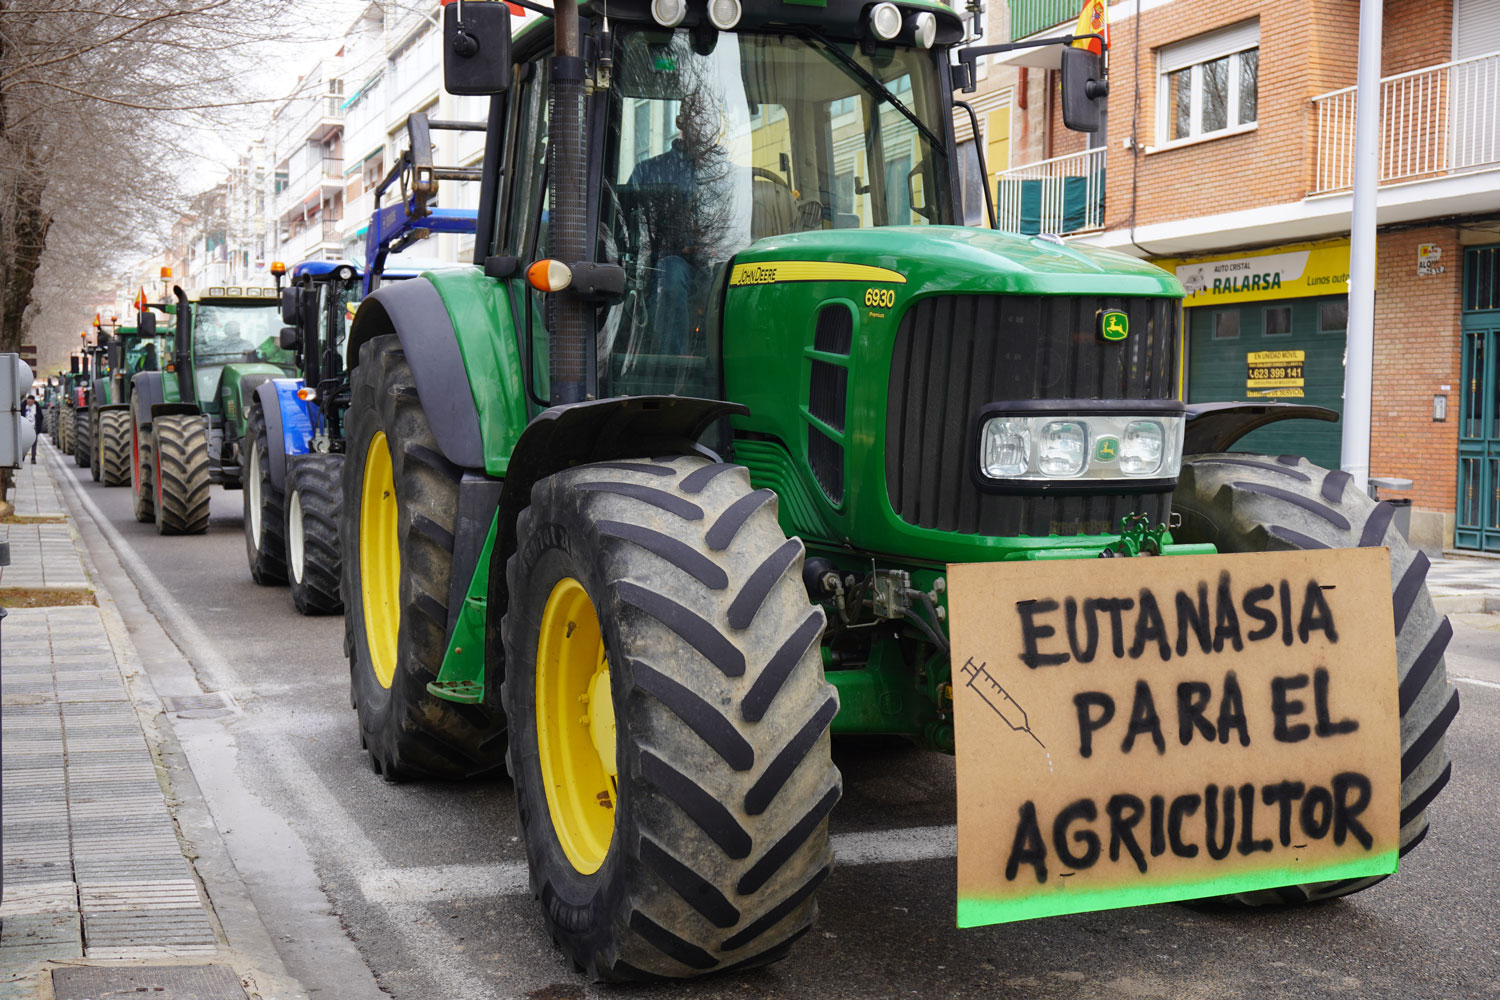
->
left=948, top=548, right=1400, bottom=927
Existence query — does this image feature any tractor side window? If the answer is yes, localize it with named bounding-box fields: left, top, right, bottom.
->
left=504, top=59, right=550, bottom=258
left=502, top=55, right=553, bottom=402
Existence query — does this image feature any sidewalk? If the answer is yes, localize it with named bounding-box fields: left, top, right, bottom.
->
left=1, top=440, right=293, bottom=1000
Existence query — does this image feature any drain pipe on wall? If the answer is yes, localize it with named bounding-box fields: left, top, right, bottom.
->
left=1341, top=0, right=1383, bottom=494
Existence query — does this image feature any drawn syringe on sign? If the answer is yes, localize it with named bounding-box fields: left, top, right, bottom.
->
left=960, top=657, right=1045, bottom=749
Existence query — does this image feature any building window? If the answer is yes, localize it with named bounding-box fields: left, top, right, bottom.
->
left=1212, top=310, right=1239, bottom=340
left=1158, top=21, right=1258, bottom=144
left=1319, top=298, right=1349, bottom=332
left=1264, top=305, right=1292, bottom=336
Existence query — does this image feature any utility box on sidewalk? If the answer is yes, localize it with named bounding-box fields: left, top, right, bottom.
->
left=1, top=353, right=37, bottom=466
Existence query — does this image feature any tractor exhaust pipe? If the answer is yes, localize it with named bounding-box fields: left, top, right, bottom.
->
left=172, top=285, right=196, bottom=406
left=547, top=0, right=590, bottom=405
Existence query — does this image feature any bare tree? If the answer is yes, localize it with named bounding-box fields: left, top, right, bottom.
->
left=1, top=1, right=308, bottom=359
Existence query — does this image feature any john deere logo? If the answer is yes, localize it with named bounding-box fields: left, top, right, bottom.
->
left=1095, top=436, right=1119, bottom=462
left=1100, top=310, right=1129, bottom=342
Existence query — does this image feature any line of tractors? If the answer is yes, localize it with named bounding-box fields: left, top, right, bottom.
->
left=44, top=0, right=1458, bottom=983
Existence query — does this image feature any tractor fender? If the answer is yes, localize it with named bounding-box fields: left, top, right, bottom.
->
left=1183, top=401, right=1339, bottom=455
left=254, top=378, right=314, bottom=492
left=131, top=372, right=169, bottom=432
left=345, top=278, right=483, bottom=469
left=489, top=395, right=748, bottom=616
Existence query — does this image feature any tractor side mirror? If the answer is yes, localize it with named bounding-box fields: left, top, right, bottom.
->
left=96, top=330, right=112, bottom=349
left=70, top=356, right=80, bottom=374
left=137, top=311, right=157, bottom=338
left=1060, top=46, right=1108, bottom=133
left=443, top=0, right=512, bottom=96
left=279, top=326, right=301, bottom=351
left=280, top=287, right=301, bottom=325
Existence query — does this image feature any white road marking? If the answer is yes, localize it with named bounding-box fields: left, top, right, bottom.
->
left=357, top=824, right=959, bottom=904
left=1452, top=675, right=1500, bottom=691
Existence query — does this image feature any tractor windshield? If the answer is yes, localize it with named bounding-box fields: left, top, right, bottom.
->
left=319, top=281, right=361, bottom=359
left=597, top=28, right=952, bottom=396
left=191, top=302, right=293, bottom=403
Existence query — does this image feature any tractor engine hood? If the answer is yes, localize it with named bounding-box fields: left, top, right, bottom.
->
left=724, top=226, right=1185, bottom=300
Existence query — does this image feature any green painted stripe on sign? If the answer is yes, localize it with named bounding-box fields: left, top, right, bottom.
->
left=956, top=852, right=1397, bottom=928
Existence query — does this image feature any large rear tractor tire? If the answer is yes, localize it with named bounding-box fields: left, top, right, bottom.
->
left=73, top=410, right=91, bottom=469
left=153, top=414, right=211, bottom=535
left=286, top=453, right=344, bottom=615
left=342, top=335, right=504, bottom=779
left=98, top=410, right=131, bottom=486
left=1173, top=452, right=1458, bottom=903
left=57, top=407, right=71, bottom=455
left=242, top=403, right=287, bottom=584
left=501, top=457, right=840, bottom=981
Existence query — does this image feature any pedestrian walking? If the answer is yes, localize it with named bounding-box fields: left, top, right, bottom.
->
left=25, top=394, right=41, bottom=463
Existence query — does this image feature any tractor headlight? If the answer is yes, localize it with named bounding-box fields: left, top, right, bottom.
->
left=651, top=0, right=686, bottom=27
left=1037, top=421, right=1087, bottom=476
left=977, top=405, right=1185, bottom=486
left=869, top=2, right=902, bottom=40
left=1120, top=420, right=1167, bottom=476
left=980, top=418, right=1029, bottom=478
left=707, top=0, right=742, bottom=30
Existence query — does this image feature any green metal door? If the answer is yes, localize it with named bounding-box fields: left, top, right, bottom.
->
left=1457, top=246, right=1500, bottom=552
left=1187, top=294, right=1348, bottom=468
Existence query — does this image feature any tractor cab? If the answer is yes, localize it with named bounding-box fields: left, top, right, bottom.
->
left=180, top=287, right=291, bottom=416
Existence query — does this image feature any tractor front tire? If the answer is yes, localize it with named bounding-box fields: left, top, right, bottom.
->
left=132, top=424, right=155, bottom=523
left=57, top=408, right=70, bottom=456
left=73, top=411, right=91, bottom=469
left=98, top=410, right=131, bottom=486
left=242, top=403, right=287, bottom=584
left=342, top=334, right=504, bottom=779
left=1173, top=452, right=1458, bottom=903
left=153, top=414, right=211, bottom=535
left=501, top=457, right=840, bottom=981
left=286, top=453, right=344, bottom=615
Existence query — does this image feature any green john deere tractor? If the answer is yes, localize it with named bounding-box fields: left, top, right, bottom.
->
left=335, top=0, right=1457, bottom=981
left=86, top=313, right=173, bottom=486
left=129, top=285, right=293, bottom=534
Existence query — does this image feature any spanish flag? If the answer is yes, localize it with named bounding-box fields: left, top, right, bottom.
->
left=134, top=287, right=148, bottom=312
left=93, top=312, right=101, bottom=328
left=1071, top=0, right=1109, bottom=55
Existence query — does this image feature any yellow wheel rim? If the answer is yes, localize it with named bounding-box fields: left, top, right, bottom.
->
left=536, top=577, right=616, bottom=875
left=359, top=431, right=400, bottom=690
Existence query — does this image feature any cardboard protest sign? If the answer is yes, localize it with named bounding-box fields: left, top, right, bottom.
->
left=948, top=548, right=1400, bottom=928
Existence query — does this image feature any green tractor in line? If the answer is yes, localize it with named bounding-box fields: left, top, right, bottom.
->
left=334, top=0, right=1457, bottom=981
left=57, top=352, right=92, bottom=465
left=84, top=314, right=174, bottom=486
left=129, top=285, right=294, bottom=534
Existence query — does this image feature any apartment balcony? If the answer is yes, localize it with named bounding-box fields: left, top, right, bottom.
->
left=1314, top=49, right=1500, bottom=194
left=1010, top=0, right=1075, bottom=40
left=277, top=220, right=345, bottom=266
left=996, top=148, right=1106, bottom=236
left=276, top=93, right=345, bottom=150
left=273, top=158, right=344, bottom=223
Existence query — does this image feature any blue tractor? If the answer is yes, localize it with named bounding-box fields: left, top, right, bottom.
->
left=242, top=113, right=484, bottom=613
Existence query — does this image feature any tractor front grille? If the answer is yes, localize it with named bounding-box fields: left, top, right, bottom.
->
left=885, top=294, right=1178, bottom=536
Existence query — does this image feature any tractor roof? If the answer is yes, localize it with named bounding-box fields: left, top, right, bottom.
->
left=515, top=0, right=964, bottom=46
left=293, top=259, right=361, bottom=280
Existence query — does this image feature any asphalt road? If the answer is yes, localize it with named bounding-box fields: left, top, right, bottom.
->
left=54, top=458, right=1500, bottom=1000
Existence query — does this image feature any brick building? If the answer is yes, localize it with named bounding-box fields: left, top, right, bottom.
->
left=979, top=0, right=1500, bottom=553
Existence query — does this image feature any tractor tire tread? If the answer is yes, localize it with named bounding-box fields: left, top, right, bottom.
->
left=99, top=410, right=131, bottom=486
left=1174, top=451, right=1457, bottom=904
left=287, top=453, right=345, bottom=615
left=153, top=414, right=211, bottom=535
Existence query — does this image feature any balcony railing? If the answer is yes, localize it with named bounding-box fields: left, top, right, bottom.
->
left=1313, top=49, right=1500, bottom=193
left=1010, top=0, right=1076, bottom=40
left=996, top=147, right=1106, bottom=235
